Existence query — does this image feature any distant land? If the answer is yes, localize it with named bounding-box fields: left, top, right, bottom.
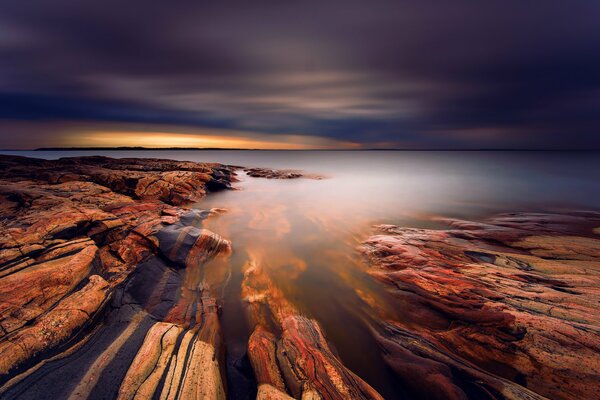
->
left=35, top=147, right=263, bottom=151
left=25, top=147, right=600, bottom=151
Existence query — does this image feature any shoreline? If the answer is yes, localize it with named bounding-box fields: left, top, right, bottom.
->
left=0, top=155, right=599, bottom=399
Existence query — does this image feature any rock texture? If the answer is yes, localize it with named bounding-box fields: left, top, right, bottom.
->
left=244, top=167, right=323, bottom=180
left=0, top=155, right=233, bottom=205
left=0, top=155, right=233, bottom=398
left=2, top=154, right=599, bottom=400
left=242, top=257, right=383, bottom=400
left=360, top=212, right=600, bottom=400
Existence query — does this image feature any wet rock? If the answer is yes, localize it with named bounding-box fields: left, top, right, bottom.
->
left=156, top=223, right=231, bottom=269
left=244, top=167, right=323, bottom=180
left=360, top=212, right=600, bottom=400
left=242, top=258, right=384, bottom=400
left=248, top=326, right=286, bottom=394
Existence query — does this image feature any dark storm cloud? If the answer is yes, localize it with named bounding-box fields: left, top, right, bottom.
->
left=1, top=0, right=599, bottom=148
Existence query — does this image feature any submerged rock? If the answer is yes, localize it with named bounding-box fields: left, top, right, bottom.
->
left=242, top=257, right=384, bottom=400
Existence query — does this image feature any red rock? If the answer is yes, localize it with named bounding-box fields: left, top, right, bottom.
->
left=0, top=155, right=234, bottom=394
left=0, top=275, right=109, bottom=378
left=0, top=240, right=97, bottom=335
left=0, top=155, right=234, bottom=205
left=242, top=257, right=384, bottom=400
left=360, top=213, right=600, bottom=400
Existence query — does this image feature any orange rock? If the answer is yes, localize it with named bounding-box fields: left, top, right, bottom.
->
left=0, top=240, right=97, bottom=334
left=242, top=257, right=383, bottom=400
left=360, top=213, right=600, bottom=400
left=0, top=275, right=109, bottom=378
left=0, top=155, right=234, bottom=395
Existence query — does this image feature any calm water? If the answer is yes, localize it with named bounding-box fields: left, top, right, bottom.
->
left=4, top=150, right=600, bottom=398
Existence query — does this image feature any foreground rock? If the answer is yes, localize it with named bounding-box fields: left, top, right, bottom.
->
left=360, top=212, right=600, bottom=400
left=3, top=154, right=599, bottom=400
left=242, top=257, right=383, bottom=400
left=0, top=155, right=233, bottom=398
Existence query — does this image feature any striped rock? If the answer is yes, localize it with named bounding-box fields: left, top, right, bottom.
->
left=360, top=212, right=600, bottom=400
left=242, top=257, right=383, bottom=400
left=0, top=155, right=234, bottom=397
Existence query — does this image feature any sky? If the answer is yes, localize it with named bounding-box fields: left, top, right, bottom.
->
left=1, top=0, right=599, bottom=149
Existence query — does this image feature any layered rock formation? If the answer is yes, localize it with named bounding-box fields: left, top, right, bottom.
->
left=0, top=155, right=233, bottom=398
left=0, top=155, right=363, bottom=400
left=360, top=212, right=600, bottom=400
left=242, top=257, right=383, bottom=400
left=2, top=154, right=599, bottom=400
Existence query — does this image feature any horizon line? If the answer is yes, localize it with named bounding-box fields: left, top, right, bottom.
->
left=0, top=146, right=599, bottom=152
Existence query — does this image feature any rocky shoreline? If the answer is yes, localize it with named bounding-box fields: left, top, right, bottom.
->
left=0, top=155, right=599, bottom=399
left=0, top=155, right=372, bottom=400
left=0, top=155, right=237, bottom=398
left=359, top=213, right=600, bottom=400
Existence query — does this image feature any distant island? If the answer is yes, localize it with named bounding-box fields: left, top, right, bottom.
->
left=35, top=146, right=259, bottom=151
left=31, top=147, right=599, bottom=151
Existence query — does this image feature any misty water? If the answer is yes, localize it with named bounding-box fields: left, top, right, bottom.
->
left=5, top=149, right=600, bottom=398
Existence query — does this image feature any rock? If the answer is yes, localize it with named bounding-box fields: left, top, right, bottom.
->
left=359, top=212, right=600, bottom=400
left=5, top=154, right=597, bottom=400
left=248, top=327, right=287, bottom=394
left=242, top=257, right=384, bottom=400
left=117, top=253, right=228, bottom=400
left=117, top=322, right=184, bottom=400
left=156, top=223, right=231, bottom=269
left=243, top=167, right=323, bottom=180
left=0, top=155, right=234, bottom=205
left=0, top=155, right=233, bottom=396
left=159, top=329, right=226, bottom=400
left=276, top=314, right=383, bottom=400
left=0, top=239, right=97, bottom=335
left=256, top=384, right=294, bottom=400
left=0, top=275, right=109, bottom=377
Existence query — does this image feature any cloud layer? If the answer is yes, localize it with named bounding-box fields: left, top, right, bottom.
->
left=1, top=0, right=599, bottom=148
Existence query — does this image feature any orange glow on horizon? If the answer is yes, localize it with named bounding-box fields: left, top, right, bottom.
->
left=58, top=129, right=361, bottom=150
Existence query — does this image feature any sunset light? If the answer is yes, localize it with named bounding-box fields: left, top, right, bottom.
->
left=62, top=130, right=361, bottom=150
left=1, top=1, right=599, bottom=399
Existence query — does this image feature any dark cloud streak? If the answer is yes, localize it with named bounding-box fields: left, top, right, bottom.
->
left=1, top=0, right=599, bottom=148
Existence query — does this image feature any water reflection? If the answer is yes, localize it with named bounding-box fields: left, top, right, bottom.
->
left=197, top=172, right=434, bottom=398
left=191, top=151, right=599, bottom=398
left=6, top=149, right=598, bottom=398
